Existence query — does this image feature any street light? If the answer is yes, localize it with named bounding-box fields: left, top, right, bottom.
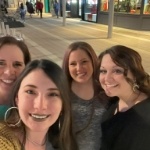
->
left=62, top=0, right=66, bottom=26
left=107, top=0, right=114, bottom=38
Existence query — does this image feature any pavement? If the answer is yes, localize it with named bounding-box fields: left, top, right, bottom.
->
left=5, top=9, right=150, bottom=74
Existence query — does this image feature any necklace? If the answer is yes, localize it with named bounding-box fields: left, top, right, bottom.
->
left=26, top=136, right=47, bottom=147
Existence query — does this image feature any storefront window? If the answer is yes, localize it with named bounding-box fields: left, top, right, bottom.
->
left=66, top=0, right=71, bottom=17
left=143, top=0, right=150, bottom=14
left=101, top=0, right=141, bottom=14
left=101, top=0, right=108, bottom=11
left=84, top=0, right=98, bottom=22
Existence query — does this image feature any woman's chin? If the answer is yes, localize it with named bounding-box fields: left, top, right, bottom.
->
left=105, top=91, right=114, bottom=97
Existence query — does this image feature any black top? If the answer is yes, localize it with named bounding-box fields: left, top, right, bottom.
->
left=101, top=97, right=150, bottom=150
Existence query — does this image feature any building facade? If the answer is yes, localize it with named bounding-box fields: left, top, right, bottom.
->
left=61, top=0, right=150, bottom=30
left=98, top=0, right=150, bottom=30
left=6, top=0, right=150, bottom=30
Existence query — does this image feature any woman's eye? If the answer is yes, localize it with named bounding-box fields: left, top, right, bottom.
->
left=26, top=90, right=35, bottom=94
left=99, top=69, right=106, bottom=74
left=14, top=63, right=23, bottom=68
left=114, top=69, right=124, bottom=74
left=82, top=60, right=88, bottom=64
left=49, top=92, right=59, bottom=97
left=70, top=63, right=76, bottom=66
left=0, top=61, right=5, bottom=66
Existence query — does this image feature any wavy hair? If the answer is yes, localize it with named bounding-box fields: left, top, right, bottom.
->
left=98, top=45, right=150, bottom=96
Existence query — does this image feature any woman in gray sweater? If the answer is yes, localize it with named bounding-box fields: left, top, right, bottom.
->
left=62, top=41, right=106, bottom=150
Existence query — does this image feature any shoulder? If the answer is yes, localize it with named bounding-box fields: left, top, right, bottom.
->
left=0, top=123, right=21, bottom=150
left=101, top=96, right=119, bottom=123
left=0, top=105, right=9, bottom=120
left=133, top=97, right=150, bottom=118
left=0, top=135, right=18, bottom=150
left=0, top=123, right=6, bottom=130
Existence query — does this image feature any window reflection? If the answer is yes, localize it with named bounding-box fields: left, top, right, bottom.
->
left=101, top=0, right=142, bottom=14
left=66, top=0, right=71, bottom=17
left=144, top=0, right=150, bottom=14
left=84, top=0, right=97, bottom=22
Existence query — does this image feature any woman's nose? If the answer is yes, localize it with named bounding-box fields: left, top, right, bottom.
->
left=103, top=72, right=113, bottom=82
left=76, top=63, right=82, bottom=71
left=4, top=65, right=16, bottom=75
left=34, top=95, right=47, bottom=110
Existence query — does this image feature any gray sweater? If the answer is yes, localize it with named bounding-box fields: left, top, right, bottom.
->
left=71, top=92, right=106, bottom=150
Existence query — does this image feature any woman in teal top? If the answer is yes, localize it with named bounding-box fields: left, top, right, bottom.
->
left=0, top=36, right=31, bottom=119
left=0, top=105, right=9, bottom=119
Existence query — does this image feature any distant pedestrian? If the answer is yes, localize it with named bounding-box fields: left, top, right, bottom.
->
left=20, top=3, right=26, bottom=23
left=1, top=0, right=8, bottom=14
left=53, top=0, right=60, bottom=18
left=4, top=0, right=8, bottom=14
left=26, top=1, right=34, bottom=17
left=35, top=0, right=39, bottom=15
left=37, top=0, right=43, bottom=18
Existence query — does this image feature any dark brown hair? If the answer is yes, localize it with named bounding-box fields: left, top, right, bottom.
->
left=98, top=45, right=150, bottom=96
left=0, top=36, right=31, bottom=65
left=8, top=59, right=78, bottom=150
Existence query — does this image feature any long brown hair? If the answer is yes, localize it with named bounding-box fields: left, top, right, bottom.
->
left=62, top=41, right=100, bottom=95
left=7, top=59, right=78, bottom=150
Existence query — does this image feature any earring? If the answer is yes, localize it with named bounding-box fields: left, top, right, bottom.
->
left=58, top=113, right=62, bottom=130
left=4, top=107, right=21, bottom=127
left=132, top=82, right=139, bottom=92
left=58, top=118, right=61, bottom=130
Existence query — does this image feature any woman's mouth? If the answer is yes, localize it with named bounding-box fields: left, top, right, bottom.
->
left=30, top=114, right=50, bottom=121
left=1, top=79, right=15, bottom=84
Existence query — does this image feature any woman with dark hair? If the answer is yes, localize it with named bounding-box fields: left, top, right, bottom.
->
left=26, top=1, right=34, bottom=18
left=0, top=36, right=31, bottom=119
left=99, top=45, right=150, bottom=150
left=0, top=59, right=78, bottom=150
left=62, top=41, right=106, bottom=150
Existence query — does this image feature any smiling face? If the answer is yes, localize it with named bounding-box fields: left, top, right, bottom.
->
left=68, top=49, right=93, bottom=84
left=0, top=44, right=25, bottom=104
left=16, top=69, right=62, bottom=133
left=99, top=54, right=134, bottom=98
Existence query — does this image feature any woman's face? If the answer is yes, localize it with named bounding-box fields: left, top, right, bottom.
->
left=16, top=69, right=62, bottom=133
left=0, top=44, right=25, bottom=103
left=99, top=54, right=134, bottom=97
left=68, top=49, right=93, bottom=83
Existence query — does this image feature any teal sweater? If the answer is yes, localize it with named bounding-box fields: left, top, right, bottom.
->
left=0, top=105, right=9, bottom=120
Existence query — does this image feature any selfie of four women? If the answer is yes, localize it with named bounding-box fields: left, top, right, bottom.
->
left=0, top=36, right=150, bottom=150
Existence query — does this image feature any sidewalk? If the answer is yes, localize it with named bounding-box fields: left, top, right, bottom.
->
left=9, top=12, right=150, bottom=73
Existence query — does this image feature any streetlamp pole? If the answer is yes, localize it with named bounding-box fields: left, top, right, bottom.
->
left=62, top=0, right=66, bottom=26
left=107, top=0, right=114, bottom=38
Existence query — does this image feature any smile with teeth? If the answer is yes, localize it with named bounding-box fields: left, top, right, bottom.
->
left=77, top=73, right=86, bottom=77
left=2, top=79, right=14, bottom=84
left=105, top=84, right=118, bottom=88
left=31, top=114, right=49, bottom=119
